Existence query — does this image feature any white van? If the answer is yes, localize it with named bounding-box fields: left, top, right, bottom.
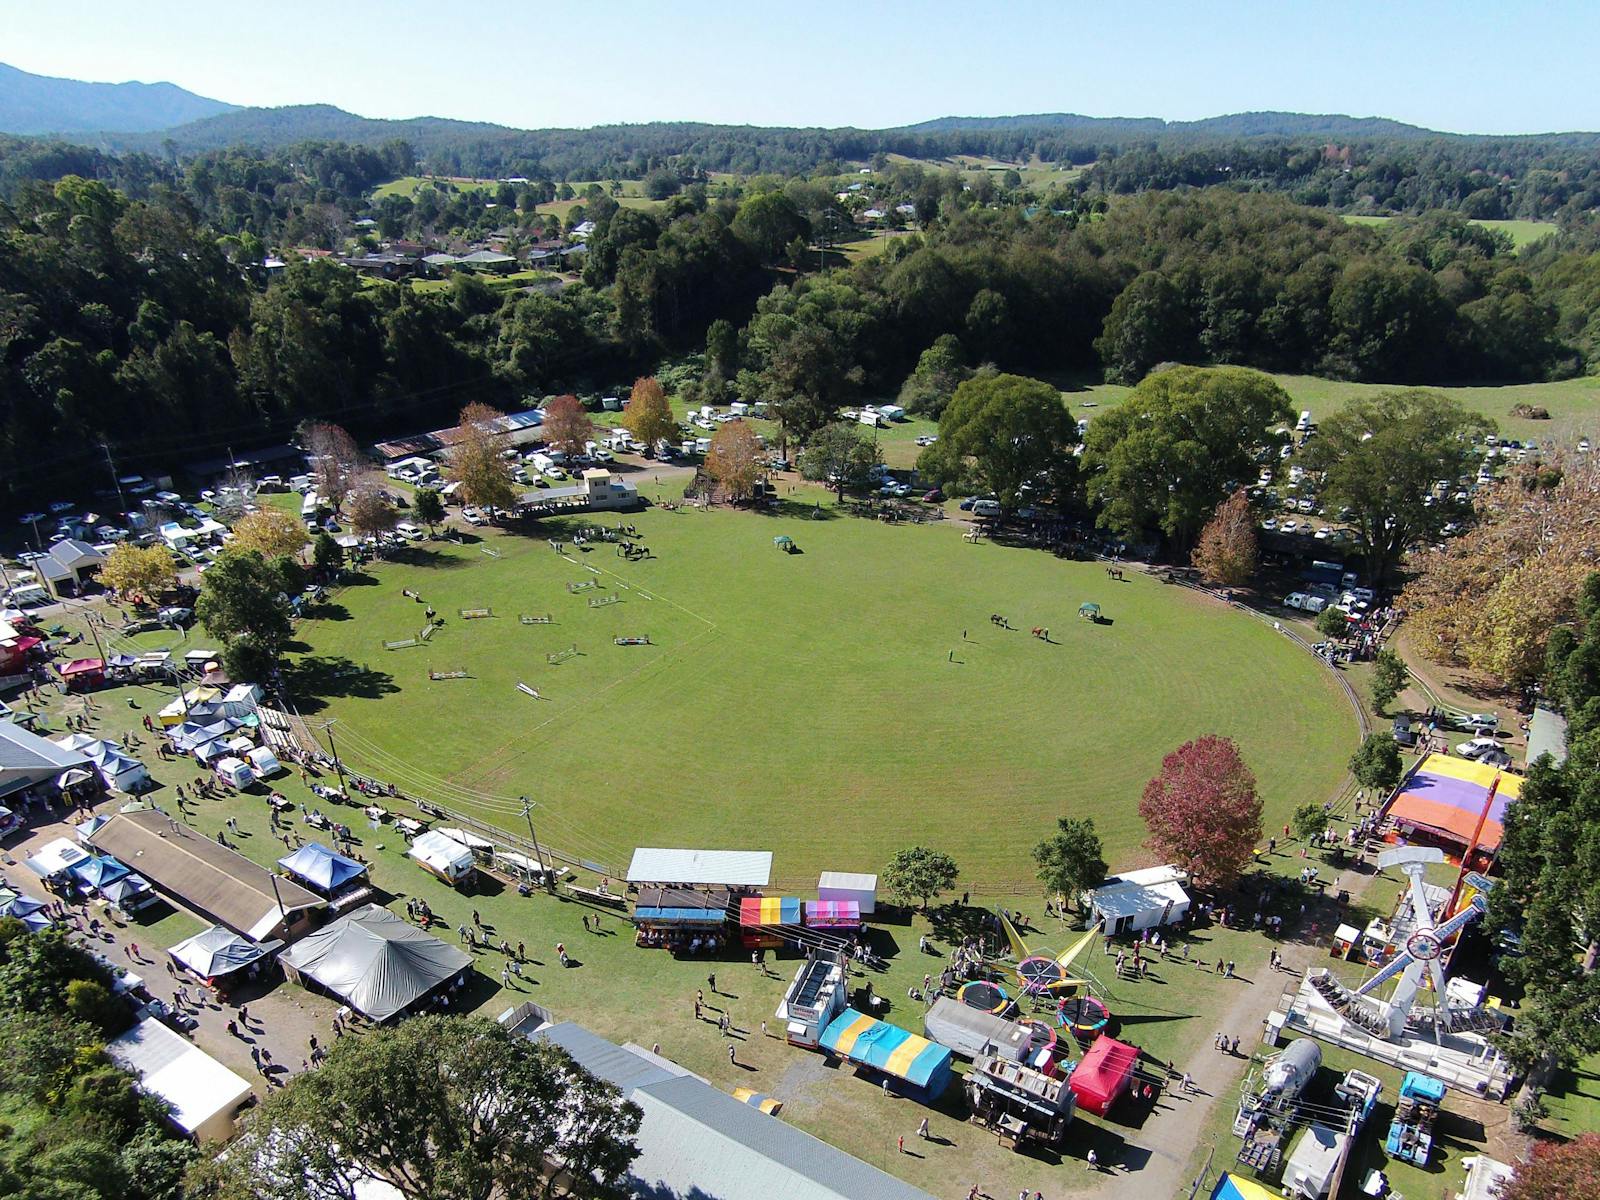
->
left=1296, top=410, right=1313, bottom=431
left=971, top=499, right=1002, bottom=519
left=395, top=522, right=425, bottom=541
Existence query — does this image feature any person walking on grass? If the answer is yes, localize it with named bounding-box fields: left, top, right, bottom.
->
left=728, top=1044, right=736, bottom=1066
left=708, top=971, right=717, bottom=995
left=917, top=1116, right=929, bottom=1139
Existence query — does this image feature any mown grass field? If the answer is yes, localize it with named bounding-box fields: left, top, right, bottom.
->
left=1036, top=372, right=1600, bottom=447
left=1343, top=213, right=1558, bottom=249
left=288, top=494, right=1356, bottom=892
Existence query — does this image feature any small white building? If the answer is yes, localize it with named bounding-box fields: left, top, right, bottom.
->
left=1088, top=864, right=1191, bottom=935
left=817, top=871, right=877, bottom=915
left=107, top=1018, right=254, bottom=1142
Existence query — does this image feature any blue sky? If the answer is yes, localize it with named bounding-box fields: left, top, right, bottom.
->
left=3, top=0, right=1596, bottom=134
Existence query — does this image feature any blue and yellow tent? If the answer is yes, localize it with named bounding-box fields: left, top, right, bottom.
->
left=1209, top=1172, right=1280, bottom=1200
left=819, top=1008, right=953, bottom=1099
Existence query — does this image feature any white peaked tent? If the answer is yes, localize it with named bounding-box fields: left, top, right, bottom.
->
left=279, top=904, right=471, bottom=1021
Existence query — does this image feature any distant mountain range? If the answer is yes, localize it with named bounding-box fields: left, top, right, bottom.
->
left=3, top=60, right=1596, bottom=171
left=0, top=62, right=236, bottom=134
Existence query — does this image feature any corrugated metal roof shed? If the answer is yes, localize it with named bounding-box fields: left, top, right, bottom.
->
left=534, top=1023, right=934, bottom=1200
left=627, top=847, right=772, bottom=887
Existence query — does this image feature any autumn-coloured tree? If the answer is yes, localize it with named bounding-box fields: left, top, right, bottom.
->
left=230, top=508, right=309, bottom=559
left=346, top=486, right=398, bottom=540
left=98, top=543, right=177, bottom=603
left=1139, top=735, right=1263, bottom=889
left=542, top=394, right=593, bottom=457
left=623, top=377, right=677, bottom=452
left=1403, top=451, right=1600, bottom=688
left=704, top=419, right=764, bottom=502
left=1496, top=1133, right=1600, bottom=1200
left=300, top=421, right=363, bottom=508
left=1191, top=489, right=1258, bottom=586
left=447, top=403, right=518, bottom=512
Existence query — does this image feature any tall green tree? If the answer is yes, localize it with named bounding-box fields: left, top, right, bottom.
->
left=731, top=191, right=809, bottom=264
left=195, top=550, right=295, bottom=657
left=917, top=372, right=1077, bottom=508
left=798, top=422, right=881, bottom=500
left=1083, top=366, right=1292, bottom=547
left=1349, top=733, right=1403, bottom=792
left=212, top=1016, right=641, bottom=1200
left=1370, top=649, right=1409, bottom=713
left=1300, top=389, right=1492, bottom=584
left=1031, top=817, right=1108, bottom=911
left=882, top=846, right=961, bottom=911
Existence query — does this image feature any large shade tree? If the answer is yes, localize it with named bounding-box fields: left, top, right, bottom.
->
left=1301, top=389, right=1492, bottom=585
left=622, top=376, right=677, bottom=452
left=1032, top=817, right=1108, bottom=911
left=916, top=372, right=1077, bottom=509
left=798, top=422, right=881, bottom=500
left=207, top=1016, right=641, bottom=1200
left=1084, top=366, right=1291, bottom=548
left=1139, top=735, right=1263, bottom=889
left=1191, top=488, right=1259, bottom=586
left=447, top=403, right=518, bottom=512
left=882, top=846, right=960, bottom=911
left=704, top=420, right=764, bottom=502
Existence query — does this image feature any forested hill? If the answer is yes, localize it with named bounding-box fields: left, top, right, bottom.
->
left=901, top=111, right=1439, bottom=138
left=0, top=61, right=236, bottom=134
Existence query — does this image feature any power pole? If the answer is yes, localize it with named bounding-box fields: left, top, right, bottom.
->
left=101, top=441, right=128, bottom=518
left=519, top=796, right=554, bottom=892
left=321, top=720, right=350, bottom=796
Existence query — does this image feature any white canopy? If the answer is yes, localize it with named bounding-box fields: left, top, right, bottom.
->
left=107, top=1018, right=253, bottom=1142
left=627, top=847, right=772, bottom=887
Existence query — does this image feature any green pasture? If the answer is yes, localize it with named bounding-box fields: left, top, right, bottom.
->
left=1343, top=213, right=1558, bottom=249
left=288, top=498, right=1356, bottom=892
left=1036, top=372, right=1600, bottom=447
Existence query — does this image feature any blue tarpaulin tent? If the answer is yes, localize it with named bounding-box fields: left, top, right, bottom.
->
left=278, top=842, right=368, bottom=892
left=71, top=855, right=131, bottom=889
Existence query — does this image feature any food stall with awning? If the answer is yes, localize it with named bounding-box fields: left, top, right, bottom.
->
left=804, top=899, right=861, bottom=928
left=739, top=895, right=803, bottom=948
left=632, top=886, right=731, bottom=952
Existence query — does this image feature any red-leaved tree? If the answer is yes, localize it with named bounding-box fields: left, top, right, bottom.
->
left=1497, top=1134, right=1600, bottom=1200
left=1138, top=735, right=1263, bottom=889
left=543, top=394, right=593, bottom=457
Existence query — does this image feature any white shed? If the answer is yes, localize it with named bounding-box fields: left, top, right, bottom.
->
left=817, top=871, right=878, bottom=915
left=107, top=1017, right=253, bottom=1143
left=1088, top=865, right=1190, bottom=935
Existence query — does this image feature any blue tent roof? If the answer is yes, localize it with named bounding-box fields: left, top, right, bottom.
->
left=278, top=841, right=368, bottom=891
left=71, top=855, right=131, bottom=888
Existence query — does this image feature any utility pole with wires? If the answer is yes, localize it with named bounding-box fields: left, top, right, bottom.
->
left=320, top=719, right=350, bottom=797
left=519, top=796, right=554, bottom=892
left=101, top=441, right=128, bottom=518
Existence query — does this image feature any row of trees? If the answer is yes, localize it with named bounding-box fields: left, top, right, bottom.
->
left=3, top=169, right=1588, bottom=506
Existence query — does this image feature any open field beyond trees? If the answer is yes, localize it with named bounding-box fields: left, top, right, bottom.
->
left=287, top=495, right=1357, bottom=891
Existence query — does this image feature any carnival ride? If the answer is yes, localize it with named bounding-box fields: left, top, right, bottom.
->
left=996, top=912, right=1107, bottom=997
left=1349, top=847, right=1489, bottom=1041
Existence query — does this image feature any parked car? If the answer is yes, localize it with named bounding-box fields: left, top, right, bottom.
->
left=1392, top=714, right=1418, bottom=748
left=462, top=507, right=488, bottom=526
left=1456, top=737, right=1501, bottom=760
left=922, top=488, right=944, bottom=503
left=395, top=523, right=425, bottom=541
left=1282, top=592, right=1308, bottom=610
left=158, top=606, right=194, bottom=628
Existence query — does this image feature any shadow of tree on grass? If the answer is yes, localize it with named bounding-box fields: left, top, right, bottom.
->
left=283, top=656, right=399, bottom=713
